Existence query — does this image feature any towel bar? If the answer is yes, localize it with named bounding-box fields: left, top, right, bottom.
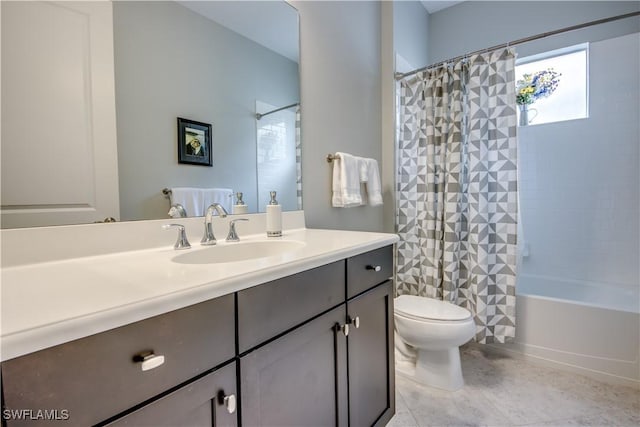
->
left=326, top=154, right=341, bottom=163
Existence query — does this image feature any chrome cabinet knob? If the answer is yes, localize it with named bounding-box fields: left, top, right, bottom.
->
left=218, top=391, right=237, bottom=414
left=342, top=323, right=350, bottom=336
left=334, top=322, right=350, bottom=336
left=133, top=351, right=165, bottom=372
left=366, top=265, right=382, bottom=272
left=347, top=315, right=360, bottom=329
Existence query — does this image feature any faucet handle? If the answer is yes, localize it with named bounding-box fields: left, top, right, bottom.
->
left=226, top=218, right=249, bottom=242
left=162, top=224, right=191, bottom=250
left=201, top=221, right=217, bottom=246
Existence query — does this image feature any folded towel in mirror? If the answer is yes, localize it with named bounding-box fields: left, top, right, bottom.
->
left=170, top=187, right=201, bottom=217
left=202, top=188, right=233, bottom=214
left=171, top=187, right=233, bottom=216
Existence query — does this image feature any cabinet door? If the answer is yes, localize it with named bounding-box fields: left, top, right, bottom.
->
left=241, top=306, right=348, bottom=427
left=347, top=281, right=395, bottom=427
left=106, top=362, right=237, bottom=427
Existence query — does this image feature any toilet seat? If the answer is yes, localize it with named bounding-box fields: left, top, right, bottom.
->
left=395, top=295, right=471, bottom=322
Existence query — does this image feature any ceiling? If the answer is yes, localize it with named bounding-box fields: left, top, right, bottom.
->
left=421, top=1, right=464, bottom=14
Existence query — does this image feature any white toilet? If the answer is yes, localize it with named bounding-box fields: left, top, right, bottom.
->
left=394, top=295, right=476, bottom=391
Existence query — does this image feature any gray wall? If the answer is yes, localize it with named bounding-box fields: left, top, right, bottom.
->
left=293, top=1, right=384, bottom=231
left=428, top=1, right=640, bottom=63
left=393, top=1, right=429, bottom=70
left=114, top=1, right=299, bottom=221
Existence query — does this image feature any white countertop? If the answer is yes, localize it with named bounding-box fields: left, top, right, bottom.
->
left=1, top=227, right=398, bottom=361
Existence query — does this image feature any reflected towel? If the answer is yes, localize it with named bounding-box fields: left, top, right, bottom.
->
left=202, top=188, right=233, bottom=214
left=332, top=152, right=363, bottom=208
left=170, top=187, right=202, bottom=217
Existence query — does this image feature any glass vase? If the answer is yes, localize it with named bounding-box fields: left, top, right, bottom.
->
left=518, top=104, right=538, bottom=126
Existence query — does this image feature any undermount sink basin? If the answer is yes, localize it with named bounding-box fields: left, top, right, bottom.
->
left=171, top=240, right=306, bottom=264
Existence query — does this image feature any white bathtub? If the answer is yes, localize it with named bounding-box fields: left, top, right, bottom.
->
left=488, top=274, right=640, bottom=388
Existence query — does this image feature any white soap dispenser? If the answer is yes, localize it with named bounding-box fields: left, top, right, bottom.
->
left=232, top=192, right=248, bottom=215
left=266, top=191, right=282, bottom=237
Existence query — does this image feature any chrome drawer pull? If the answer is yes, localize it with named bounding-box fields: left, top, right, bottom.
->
left=366, top=265, right=382, bottom=272
left=133, top=351, right=165, bottom=371
left=218, top=391, right=237, bottom=414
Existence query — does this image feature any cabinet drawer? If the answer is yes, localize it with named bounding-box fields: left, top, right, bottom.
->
left=1, top=294, right=235, bottom=427
left=347, top=245, right=393, bottom=299
left=238, top=261, right=345, bottom=353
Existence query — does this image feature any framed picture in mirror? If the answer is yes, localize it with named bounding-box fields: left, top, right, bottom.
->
left=177, top=117, right=213, bottom=166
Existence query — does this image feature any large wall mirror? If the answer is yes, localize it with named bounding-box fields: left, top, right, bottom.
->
left=1, top=1, right=300, bottom=228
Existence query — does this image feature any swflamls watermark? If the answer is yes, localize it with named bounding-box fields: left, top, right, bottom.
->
left=2, top=409, right=70, bottom=421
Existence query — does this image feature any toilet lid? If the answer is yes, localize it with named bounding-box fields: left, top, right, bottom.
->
left=395, top=295, right=472, bottom=321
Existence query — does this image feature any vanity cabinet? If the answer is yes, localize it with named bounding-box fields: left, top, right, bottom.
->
left=1, top=245, right=394, bottom=426
left=1, top=294, right=235, bottom=426
left=239, top=245, right=395, bottom=427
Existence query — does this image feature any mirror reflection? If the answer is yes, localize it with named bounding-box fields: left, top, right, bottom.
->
left=0, top=0, right=300, bottom=228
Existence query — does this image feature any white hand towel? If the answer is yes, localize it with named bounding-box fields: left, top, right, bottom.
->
left=332, top=152, right=363, bottom=208
left=202, top=188, right=233, bottom=215
left=170, top=187, right=204, bottom=217
left=361, top=158, right=383, bottom=206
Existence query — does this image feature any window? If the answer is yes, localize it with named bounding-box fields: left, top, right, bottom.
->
left=516, top=44, right=588, bottom=126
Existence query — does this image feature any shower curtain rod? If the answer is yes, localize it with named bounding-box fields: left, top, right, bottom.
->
left=255, top=102, right=300, bottom=120
left=395, top=11, right=640, bottom=80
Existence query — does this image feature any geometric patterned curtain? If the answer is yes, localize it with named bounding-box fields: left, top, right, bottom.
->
left=295, top=105, right=303, bottom=210
left=396, top=48, right=518, bottom=344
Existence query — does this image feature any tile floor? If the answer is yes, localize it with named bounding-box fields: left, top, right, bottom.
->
left=388, top=344, right=640, bottom=427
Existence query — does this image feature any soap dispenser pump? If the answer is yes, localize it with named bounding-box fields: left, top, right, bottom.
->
left=266, top=191, right=282, bottom=237
left=232, top=192, right=248, bottom=215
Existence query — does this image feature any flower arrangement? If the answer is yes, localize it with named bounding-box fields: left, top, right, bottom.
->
left=516, top=69, right=561, bottom=105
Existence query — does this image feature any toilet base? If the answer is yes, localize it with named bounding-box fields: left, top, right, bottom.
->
left=395, top=347, right=465, bottom=391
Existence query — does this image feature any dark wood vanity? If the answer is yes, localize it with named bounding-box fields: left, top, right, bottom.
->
left=1, top=245, right=395, bottom=426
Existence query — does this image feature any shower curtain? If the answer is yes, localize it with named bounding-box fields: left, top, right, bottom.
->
left=295, top=105, right=303, bottom=210
left=396, top=48, right=519, bottom=344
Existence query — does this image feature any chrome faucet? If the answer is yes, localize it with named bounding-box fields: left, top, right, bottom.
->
left=162, top=224, right=191, bottom=250
left=226, top=218, right=249, bottom=242
left=168, top=203, right=187, bottom=218
left=201, top=203, right=229, bottom=245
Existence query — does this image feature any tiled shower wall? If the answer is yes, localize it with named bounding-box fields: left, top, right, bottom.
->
left=518, top=33, right=639, bottom=289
